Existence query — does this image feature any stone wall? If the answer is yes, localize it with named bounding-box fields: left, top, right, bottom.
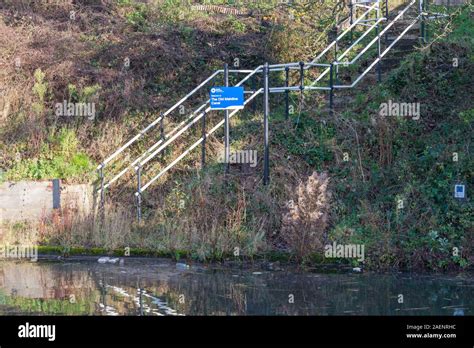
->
left=0, top=180, right=94, bottom=223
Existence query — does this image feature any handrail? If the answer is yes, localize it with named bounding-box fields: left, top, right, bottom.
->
left=97, top=69, right=221, bottom=170
left=98, top=64, right=266, bottom=193
left=334, top=17, right=419, bottom=88
left=310, top=0, right=416, bottom=87
left=99, top=0, right=432, bottom=203
left=98, top=1, right=381, bottom=192
left=310, top=1, right=380, bottom=65
left=335, top=0, right=416, bottom=67
left=137, top=88, right=263, bottom=194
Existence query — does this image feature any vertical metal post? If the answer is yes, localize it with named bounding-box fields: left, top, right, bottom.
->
left=385, top=0, right=389, bottom=46
left=425, top=0, right=429, bottom=41
left=201, top=111, right=206, bottom=168
left=298, top=61, right=304, bottom=123
left=100, top=279, right=107, bottom=310
left=52, top=179, right=61, bottom=209
left=159, top=112, right=165, bottom=162
left=224, top=63, right=229, bottom=174
left=349, top=1, right=354, bottom=44
left=329, top=63, right=334, bottom=115
left=263, top=63, right=270, bottom=186
left=159, top=112, right=165, bottom=141
left=136, top=165, right=142, bottom=222
left=377, top=1, right=382, bottom=83
left=251, top=75, right=257, bottom=112
left=99, top=166, right=105, bottom=209
left=299, top=61, right=304, bottom=91
left=285, top=66, right=289, bottom=120
left=334, top=30, right=339, bottom=82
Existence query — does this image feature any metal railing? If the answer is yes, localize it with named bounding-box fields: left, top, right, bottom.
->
left=333, top=0, right=418, bottom=88
left=97, top=1, right=382, bottom=200
left=97, top=0, right=449, bottom=220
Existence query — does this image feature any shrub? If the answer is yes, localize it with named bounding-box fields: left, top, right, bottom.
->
left=281, top=172, right=331, bottom=261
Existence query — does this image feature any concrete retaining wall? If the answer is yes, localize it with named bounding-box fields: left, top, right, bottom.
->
left=0, top=180, right=94, bottom=223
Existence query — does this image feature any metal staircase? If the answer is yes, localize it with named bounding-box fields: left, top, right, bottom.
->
left=96, top=0, right=452, bottom=220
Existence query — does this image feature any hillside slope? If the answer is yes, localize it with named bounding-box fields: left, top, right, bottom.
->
left=0, top=1, right=471, bottom=271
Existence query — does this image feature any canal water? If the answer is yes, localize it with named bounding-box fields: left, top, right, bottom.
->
left=0, top=258, right=472, bottom=315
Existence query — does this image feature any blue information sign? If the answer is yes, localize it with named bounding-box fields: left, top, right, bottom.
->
left=210, top=87, right=244, bottom=110
left=454, top=184, right=466, bottom=199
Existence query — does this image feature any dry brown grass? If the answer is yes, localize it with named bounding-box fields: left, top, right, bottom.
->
left=34, top=202, right=131, bottom=250
left=143, top=169, right=268, bottom=260
left=0, top=1, right=343, bottom=262
left=281, top=172, right=331, bottom=261
left=0, top=1, right=235, bottom=164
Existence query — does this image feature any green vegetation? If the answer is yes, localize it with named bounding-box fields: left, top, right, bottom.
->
left=5, top=129, right=94, bottom=181
left=32, top=69, right=48, bottom=116
left=0, top=2, right=471, bottom=270
left=278, top=5, right=474, bottom=270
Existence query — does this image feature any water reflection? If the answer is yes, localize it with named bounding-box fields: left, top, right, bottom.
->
left=0, top=259, right=472, bottom=316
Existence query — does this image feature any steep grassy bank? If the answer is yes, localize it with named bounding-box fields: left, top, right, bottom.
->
left=0, top=2, right=472, bottom=271
left=120, top=5, right=472, bottom=270
left=0, top=0, right=349, bottom=260
left=324, top=8, right=473, bottom=270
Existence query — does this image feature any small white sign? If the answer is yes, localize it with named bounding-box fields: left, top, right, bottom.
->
left=454, top=184, right=465, bottom=199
